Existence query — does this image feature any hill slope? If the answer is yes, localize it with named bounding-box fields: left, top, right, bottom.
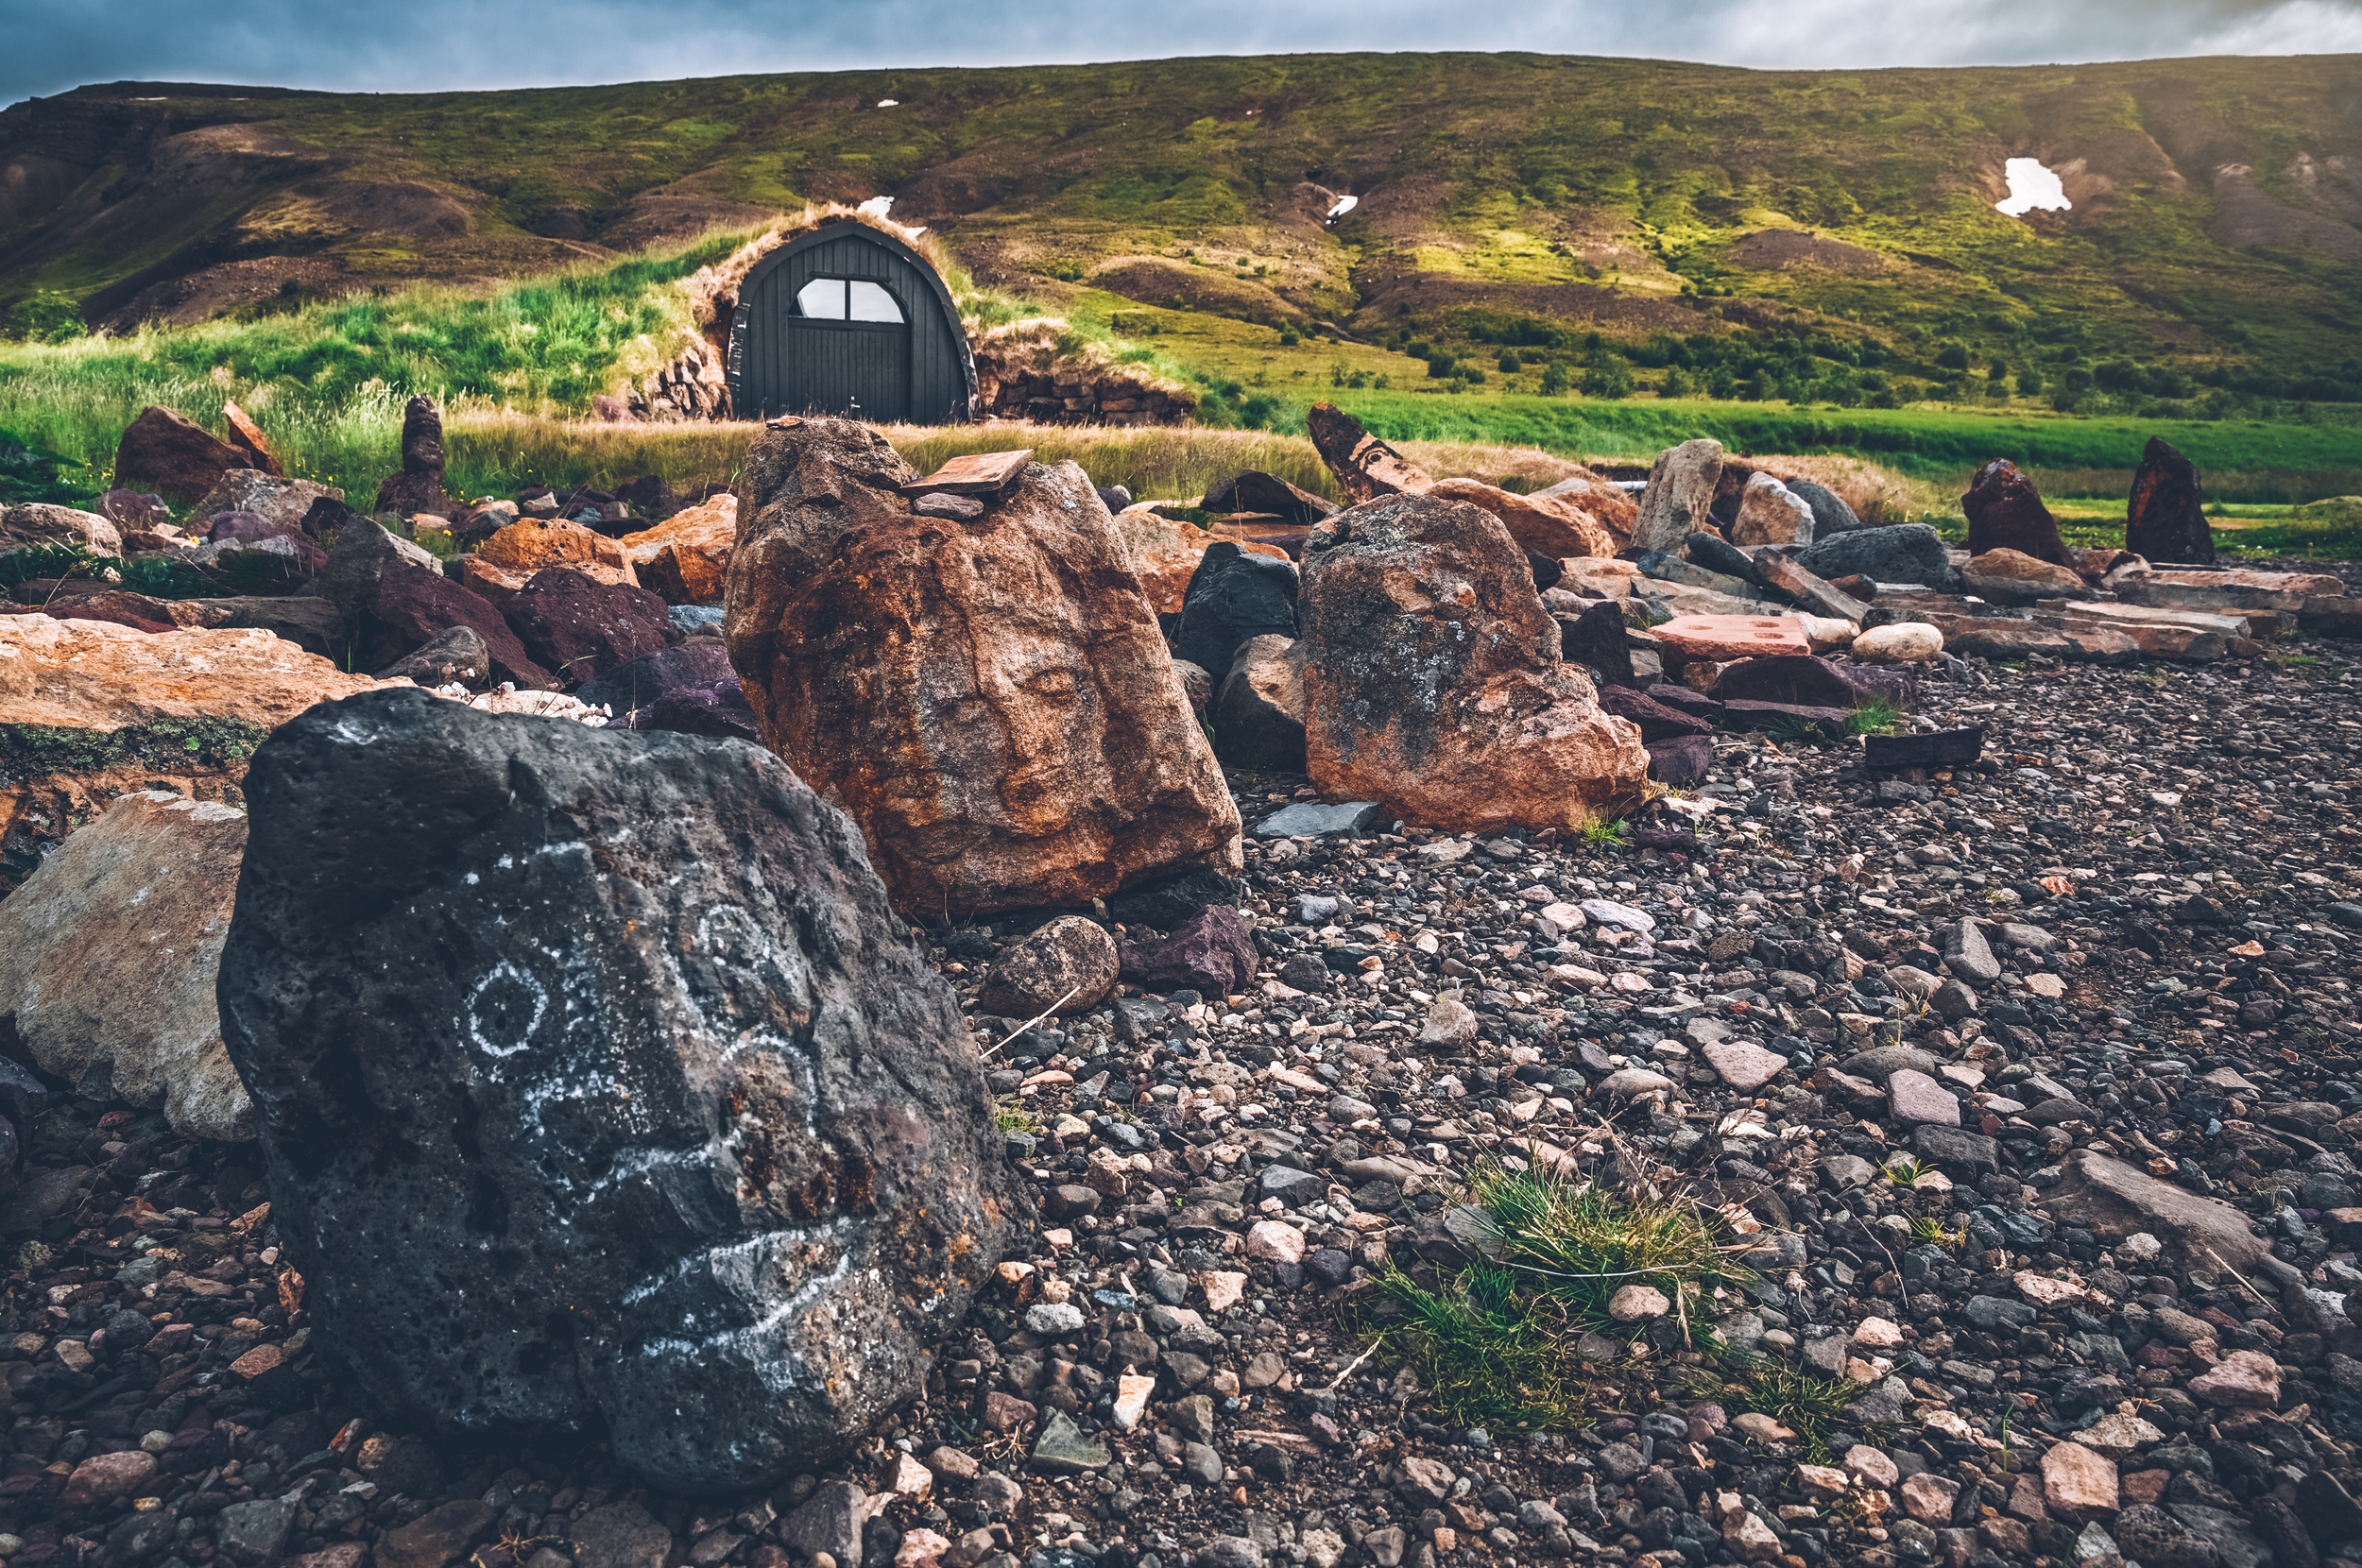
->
left=3, top=53, right=2361, bottom=389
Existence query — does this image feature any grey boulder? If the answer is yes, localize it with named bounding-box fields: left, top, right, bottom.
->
left=1794, top=523, right=1954, bottom=589
left=215, top=688, right=1023, bottom=1489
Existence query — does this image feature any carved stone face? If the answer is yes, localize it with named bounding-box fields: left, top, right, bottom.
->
left=726, top=420, right=1241, bottom=917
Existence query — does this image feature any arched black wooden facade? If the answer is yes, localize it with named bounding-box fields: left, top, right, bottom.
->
left=726, top=222, right=977, bottom=425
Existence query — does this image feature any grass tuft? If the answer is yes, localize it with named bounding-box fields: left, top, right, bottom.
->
left=1357, top=1158, right=1751, bottom=1430
left=1681, top=1353, right=1877, bottom=1461
left=1843, top=697, right=1905, bottom=737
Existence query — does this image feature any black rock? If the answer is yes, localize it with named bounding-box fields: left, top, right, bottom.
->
left=1863, top=728, right=1985, bottom=770
left=622, top=679, right=762, bottom=744
left=1685, top=531, right=1761, bottom=587
left=1783, top=478, right=1863, bottom=537
left=1558, top=599, right=1637, bottom=688
left=1793, top=524, right=1953, bottom=589
left=573, top=642, right=737, bottom=715
left=2126, top=437, right=2214, bottom=567
left=1105, top=868, right=1246, bottom=930
left=215, top=688, right=1022, bottom=1490
left=1524, top=550, right=1564, bottom=592
left=1171, top=542, right=1299, bottom=678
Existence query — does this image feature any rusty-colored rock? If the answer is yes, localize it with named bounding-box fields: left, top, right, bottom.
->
left=1961, top=548, right=2090, bottom=605
left=1531, top=470, right=1640, bottom=553
left=724, top=418, right=1241, bottom=918
left=1308, top=401, right=1433, bottom=504
left=111, top=406, right=249, bottom=504
left=463, top=517, right=639, bottom=602
left=620, top=492, right=737, bottom=605
left=1298, top=493, right=1649, bottom=833
left=0, top=616, right=393, bottom=732
left=2126, top=437, right=2215, bottom=565
left=1963, top=459, right=2073, bottom=566
left=1652, top=614, right=1812, bottom=660
left=1427, top=478, right=1615, bottom=558
left=218, top=401, right=283, bottom=476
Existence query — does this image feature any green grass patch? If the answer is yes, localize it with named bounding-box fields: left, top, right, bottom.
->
left=1680, top=1354, right=1876, bottom=1461
left=1843, top=698, right=1906, bottom=738
left=1358, top=1159, right=1750, bottom=1430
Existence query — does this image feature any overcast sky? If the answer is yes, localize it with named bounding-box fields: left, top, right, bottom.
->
left=7, top=0, right=2361, bottom=108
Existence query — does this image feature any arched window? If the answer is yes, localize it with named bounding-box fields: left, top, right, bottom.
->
left=794, top=279, right=907, bottom=323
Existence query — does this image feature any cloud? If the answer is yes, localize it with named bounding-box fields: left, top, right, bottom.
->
left=5, top=0, right=2359, bottom=108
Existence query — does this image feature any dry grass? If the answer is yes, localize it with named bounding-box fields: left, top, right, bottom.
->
left=1743, top=453, right=1922, bottom=523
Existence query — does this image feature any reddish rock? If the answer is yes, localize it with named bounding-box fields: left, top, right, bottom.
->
left=1427, top=477, right=1615, bottom=558
left=1597, top=685, right=1712, bottom=741
left=1654, top=615, right=1811, bottom=660
left=62, top=1449, right=158, bottom=1507
left=229, top=1342, right=286, bottom=1381
left=464, top=517, right=638, bottom=602
left=501, top=567, right=673, bottom=685
left=980, top=915, right=1120, bottom=1016
left=2126, top=437, right=2215, bottom=565
left=1646, top=734, right=1713, bottom=786
left=1298, top=493, right=1649, bottom=834
left=619, top=493, right=735, bottom=605
left=219, top=401, right=283, bottom=476
left=313, top=520, right=556, bottom=690
left=725, top=418, right=1240, bottom=918
left=111, top=406, right=249, bottom=503
left=1308, top=401, right=1434, bottom=504
left=1118, top=904, right=1258, bottom=997
left=1963, top=459, right=2073, bottom=567
left=2187, top=1348, right=2280, bottom=1407
left=34, top=602, right=175, bottom=634
left=2042, top=1440, right=2119, bottom=1522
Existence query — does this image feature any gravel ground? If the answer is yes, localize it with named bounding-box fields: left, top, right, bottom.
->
left=4, top=588, right=2360, bottom=1568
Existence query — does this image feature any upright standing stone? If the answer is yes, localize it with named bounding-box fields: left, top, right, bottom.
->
left=374, top=396, right=460, bottom=519
left=215, top=689, right=1022, bottom=1490
left=1963, top=459, right=2073, bottom=567
left=725, top=418, right=1241, bottom=918
left=1730, top=472, right=1815, bottom=547
left=1307, top=402, right=1434, bottom=504
left=2125, top=437, right=2214, bottom=565
left=1632, top=440, right=1724, bottom=556
left=1298, top=493, right=1649, bottom=833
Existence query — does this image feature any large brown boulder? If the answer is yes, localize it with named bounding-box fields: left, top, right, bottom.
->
left=1297, top=494, right=1650, bottom=833
left=724, top=418, right=1241, bottom=919
left=0, top=615, right=396, bottom=895
left=1308, top=402, right=1433, bottom=504
left=112, top=407, right=249, bottom=504
left=1962, top=459, right=2073, bottom=566
left=2125, top=437, right=2214, bottom=565
left=1426, top=478, right=1615, bottom=558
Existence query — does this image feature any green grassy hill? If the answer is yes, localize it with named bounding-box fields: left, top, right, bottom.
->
left=5, top=52, right=2362, bottom=401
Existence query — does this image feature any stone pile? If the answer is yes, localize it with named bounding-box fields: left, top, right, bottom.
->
left=969, top=322, right=1194, bottom=426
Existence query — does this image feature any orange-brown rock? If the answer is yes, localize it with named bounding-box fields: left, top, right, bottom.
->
left=1530, top=469, right=1640, bottom=552
left=218, top=401, right=283, bottom=476
left=1298, top=493, right=1649, bottom=832
left=462, top=517, right=638, bottom=602
left=619, top=493, right=737, bottom=605
left=1427, top=478, right=1616, bottom=558
left=1308, top=401, right=1433, bottom=504
left=0, top=616, right=401, bottom=895
left=1113, top=503, right=1289, bottom=615
left=1653, top=614, right=1813, bottom=660
left=724, top=418, right=1242, bottom=918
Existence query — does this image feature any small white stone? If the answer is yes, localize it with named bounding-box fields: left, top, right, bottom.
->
left=1608, top=1283, right=1670, bottom=1321
left=1852, top=622, right=1943, bottom=664
left=1024, top=1302, right=1086, bottom=1336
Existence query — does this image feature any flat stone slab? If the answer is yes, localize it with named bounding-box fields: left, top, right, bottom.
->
left=1703, top=1039, right=1788, bottom=1091
left=1864, top=726, right=1984, bottom=769
left=1653, top=614, right=1811, bottom=659
left=1256, top=801, right=1388, bottom=838
left=1888, top=1067, right=1962, bottom=1126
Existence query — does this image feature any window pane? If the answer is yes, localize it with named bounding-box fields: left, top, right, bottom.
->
left=847, top=281, right=904, bottom=323
left=795, top=279, right=846, bottom=318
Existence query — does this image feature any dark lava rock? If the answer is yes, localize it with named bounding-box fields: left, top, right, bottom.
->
left=100, top=488, right=173, bottom=532
left=1104, top=867, right=1245, bottom=930
left=375, top=623, right=493, bottom=689
left=1119, top=904, right=1258, bottom=997
left=1557, top=599, right=1636, bottom=689
left=1645, top=735, right=1713, bottom=786
left=2126, top=437, right=2215, bottom=566
left=1597, top=685, right=1711, bottom=741
left=215, top=687, right=1022, bottom=1489
left=310, top=519, right=556, bottom=690
left=1864, top=727, right=1985, bottom=769
left=1171, top=542, right=1299, bottom=680
left=613, top=475, right=679, bottom=523
left=1962, top=459, right=2072, bottom=567
left=1782, top=477, right=1862, bottom=536
left=621, top=679, right=762, bottom=744
left=501, top=567, right=675, bottom=685
left=573, top=642, right=736, bottom=714
left=1793, top=524, right=1953, bottom=589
